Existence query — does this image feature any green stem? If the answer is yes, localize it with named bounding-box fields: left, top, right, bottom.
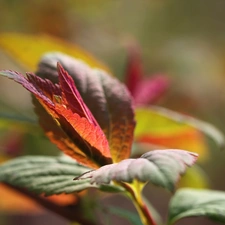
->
left=118, top=181, right=157, bottom=225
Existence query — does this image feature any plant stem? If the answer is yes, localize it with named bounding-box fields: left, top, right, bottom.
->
left=132, top=193, right=157, bottom=225
left=119, top=181, right=157, bottom=225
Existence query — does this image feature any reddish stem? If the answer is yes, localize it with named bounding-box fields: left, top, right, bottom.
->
left=119, top=182, right=157, bottom=225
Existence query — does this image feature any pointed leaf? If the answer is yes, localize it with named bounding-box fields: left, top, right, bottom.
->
left=75, top=150, right=198, bottom=192
left=132, top=76, right=170, bottom=106
left=125, top=45, right=143, bottom=95
left=125, top=45, right=169, bottom=105
left=0, top=32, right=109, bottom=72
left=37, top=53, right=136, bottom=163
left=33, top=99, right=105, bottom=168
left=0, top=67, right=112, bottom=168
left=135, top=107, right=225, bottom=160
left=168, top=188, right=225, bottom=225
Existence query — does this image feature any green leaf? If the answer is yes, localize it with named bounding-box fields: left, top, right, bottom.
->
left=168, top=188, right=225, bottom=225
left=75, top=149, right=198, bottom=192
left=135, top=106, right=225, bottom=160
left=108, top=206, right=142, bottom=225
left=36, top=52, right=136, bottom=163
left=0, top=112, right=37, bottom=129
left=0, top=155, right=98, bottom=196
left=0, top=99, right=37, bottom=129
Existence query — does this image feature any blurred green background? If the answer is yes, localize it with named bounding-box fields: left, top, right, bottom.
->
left=0, top=0, right=225, bottom=224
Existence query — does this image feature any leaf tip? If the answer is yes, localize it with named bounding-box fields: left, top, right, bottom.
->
left=188, top=152, right=199, bottom=165
left=57, top=62, right=63, bottom=71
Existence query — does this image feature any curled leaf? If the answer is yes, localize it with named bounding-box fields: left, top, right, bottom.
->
left=75, top=149, right=198, bottom=192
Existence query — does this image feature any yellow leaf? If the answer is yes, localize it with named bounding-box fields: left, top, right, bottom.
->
left=178, top=165, right=210, bottom=189
left=0, top=32, right=110, bottom=72
left=134, top=107, right=209, bottom=161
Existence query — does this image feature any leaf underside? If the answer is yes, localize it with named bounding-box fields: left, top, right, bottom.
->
left=168, top=188, right=225, bottom=225
left=36, top=53, right=136, bottom=163
left=75, top=149, right=198, bottom=192
left=0, top=155, right=123, bottom=196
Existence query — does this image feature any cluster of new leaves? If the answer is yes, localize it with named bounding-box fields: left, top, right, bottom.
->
left=0, top=53, right=197, bottom=193
left=0, top=49, right=225, bottom=225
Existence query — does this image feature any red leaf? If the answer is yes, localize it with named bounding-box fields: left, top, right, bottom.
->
left=125, top=45, right=169, bottom=106
left=57, top=63, right=98, bottom=126
left=125, top=45, right=143, bottom=95
left=0, top=67, right=112, bottom=168
left=37, top=53, right=136, bottom=163
left=133, top=75, right=170, bottom=106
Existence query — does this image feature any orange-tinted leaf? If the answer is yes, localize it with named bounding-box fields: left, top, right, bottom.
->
left=37, top=53, right=136, bottom=163
left=0, top=66, right=112, bottom=168
left=134, top=107, right=225, bottom=161
left=137, top=129, right=208, bottom=161
left=0, top=184, right=41, bottom=213
left=0, top=32, right=109, bottom=72
left=45, top=193, right=79, bottom=206
left=0, top=184, right=79, bottom=213
left=57, top=64, right=98, bottom=126
left=134, top=108, right=206, bottom=158
left=33, top=99, right=104, bottom=169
